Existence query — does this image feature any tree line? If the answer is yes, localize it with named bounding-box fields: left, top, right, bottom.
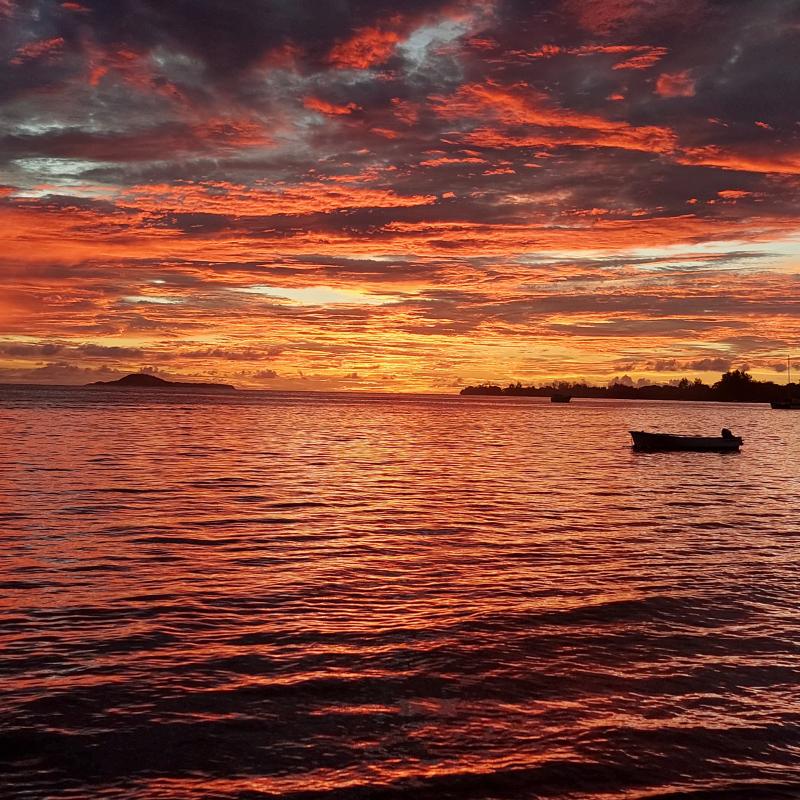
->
left=460, top=370, right=796, bottom=403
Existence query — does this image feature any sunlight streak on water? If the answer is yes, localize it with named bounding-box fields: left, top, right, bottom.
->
left=1, top=387, right=800, bottom=799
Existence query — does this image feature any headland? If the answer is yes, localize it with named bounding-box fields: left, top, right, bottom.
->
left=88, top=373, right=236, bottom=391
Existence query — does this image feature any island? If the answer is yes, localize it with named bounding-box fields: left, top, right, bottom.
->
left=87, top=373, right=236, bottom=391
left=460, top=370, right=797, bottom=405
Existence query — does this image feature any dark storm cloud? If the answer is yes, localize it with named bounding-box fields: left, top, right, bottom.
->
left=0, top=121, right=272, bottom=164
left=6, top=0, right=457, bottom=77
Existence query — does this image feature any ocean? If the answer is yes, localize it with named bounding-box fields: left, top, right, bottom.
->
left=2, top=386, right=800, bottom=799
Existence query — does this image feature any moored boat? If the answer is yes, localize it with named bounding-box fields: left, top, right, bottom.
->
left=771, top=356, right=799, bottom=409
left=630, top=429, right=743, bottom=452
left=771, top=399, right=800, bottom=409
left=550, top=393, right=571, bottom=403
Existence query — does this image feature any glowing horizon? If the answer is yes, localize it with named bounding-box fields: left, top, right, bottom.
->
left=2, top=0, right=799, bottom=391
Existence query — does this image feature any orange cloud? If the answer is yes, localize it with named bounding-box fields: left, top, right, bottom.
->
left=613, top=49, right=667, bottom=70
left=433, top=81, right=677, bottom=155
left=418, top=156, right=487, bottom=167
left=303, top=97, right=362, bottom=116
left=3, top=254, right=798, bottom=392
left=525, top=44, right=668, bottom=70
left=6, top=180, right=797, bottom=277
left=118, top=180, right=438, bottom=217
left=717, top=189, right=752, bottom=199
left=680, top=145, right=800, bottom=175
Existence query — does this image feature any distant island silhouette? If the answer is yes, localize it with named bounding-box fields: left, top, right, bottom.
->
left=88, top=373, right=236, bottom=391
left=461, top=370, right=797, bottom=404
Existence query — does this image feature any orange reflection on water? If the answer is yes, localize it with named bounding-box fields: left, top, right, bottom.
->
left=3, top=388, right=800, bottom=798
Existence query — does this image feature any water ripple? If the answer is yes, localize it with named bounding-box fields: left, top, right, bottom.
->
left=2, top=387, right=800, bottom=798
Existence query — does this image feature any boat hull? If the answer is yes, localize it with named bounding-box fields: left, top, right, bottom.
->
left=771, top=400, right=800, bottom=409
left=550, top=394, right=571, bottom=403
left=630, top=431, right=742, bottom=452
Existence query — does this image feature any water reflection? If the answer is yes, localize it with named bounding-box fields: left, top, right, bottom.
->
left=2, top=387, right=800, bottom=798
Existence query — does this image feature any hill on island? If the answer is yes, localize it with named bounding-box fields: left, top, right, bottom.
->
left=88, top=373, right=236, bottom=391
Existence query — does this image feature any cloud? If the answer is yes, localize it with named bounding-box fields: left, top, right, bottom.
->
left=1, top=0, right=799, bottom=390
left=10, top=37, right=65, bottom=65
left=563, top=0, right=707, bottom=36
left=0, top=341, right=65, bottom=357
left=609, top=374, right=654, bottom=388
left=655, top=70, right=696, bottom=98
left=77, top=343, right=144, bottom=357
left=0, top=361, right=124, bottom=384
left=328, top=25, right=403, bottom=69
left=650, top=358, right=678, bottom=371
left=686, top=357, right=732, bottom=372
left=303, top=97, right=362, bottom=116
left=432, top=81, right=678, bottom=155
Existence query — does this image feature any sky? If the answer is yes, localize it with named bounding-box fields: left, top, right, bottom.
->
left=2, top=0, right=800, bottom=391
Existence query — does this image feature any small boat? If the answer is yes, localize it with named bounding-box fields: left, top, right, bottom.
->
left=630, top=429, right=743, bottom=452
left=771, top=356, right=800, bottom=409
left=550, top=393, right=571, bottom=403
left=771, top=399, right=800, bottom=410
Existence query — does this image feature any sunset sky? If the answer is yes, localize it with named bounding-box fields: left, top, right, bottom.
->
left=2, top=0, right=799, bottom=390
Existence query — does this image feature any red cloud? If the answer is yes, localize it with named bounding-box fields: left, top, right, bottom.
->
left=655, top=70, right=696, bottom=98
left=85, top=45, right=186, bottom=105
left=391, top=97, right=420, bottom=125
left=88, top=46, right=141, bottom=87
left=328, top=25, right=402, bottom=69
left=564, top=0, right=707, bottom=35
left=565, top=0, right=640, bottom=33
left=10, top=37, right=64, bottom=64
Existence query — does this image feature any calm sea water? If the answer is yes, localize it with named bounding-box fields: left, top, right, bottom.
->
left=2, top=386, right=800, bottom=799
